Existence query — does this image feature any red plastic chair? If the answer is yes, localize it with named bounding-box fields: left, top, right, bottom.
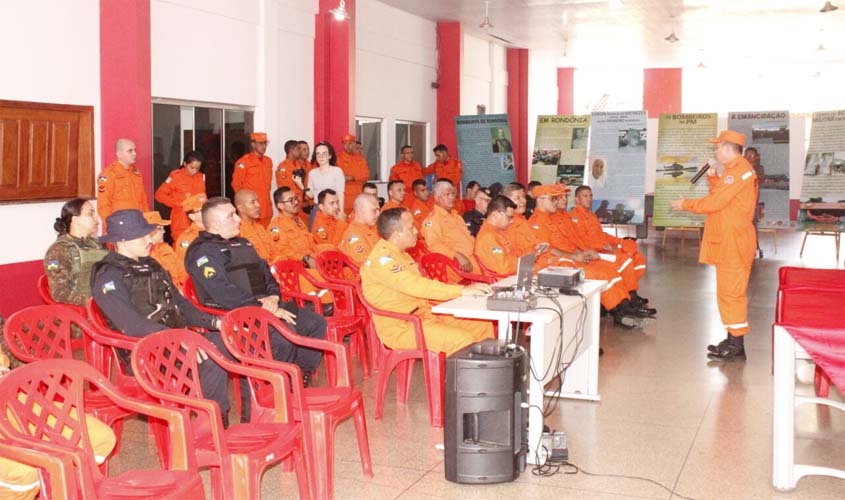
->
left=37, top=273, right=103, bottom=367
left=272, top=259, right=370, bottom=380
left=354, top=284, right=446, bottom=428
left=3, top=305, right=161, bottom=460
left=184, top=275, right=226, bottom=316
left=0, top=359, right=205, bottom=500
left=0, top=438, right=77, bottom=500
left=419, top=252, right=497, bottom=285
left=131, top=329, right=311, bottom=500
left=405, top=240, right=430, bottom=263
left=221, top=307, right=373, bottom=500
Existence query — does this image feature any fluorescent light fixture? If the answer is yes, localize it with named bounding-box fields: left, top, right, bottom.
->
left=329, top=0, right=350, bottom=20
left=820, top=2, right=838, bottom=13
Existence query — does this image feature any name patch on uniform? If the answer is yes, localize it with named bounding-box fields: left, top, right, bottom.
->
left=195, top=256, right=209, bottom=267
left=46, top=260, right=60, bottom=271
left=492, top=247, right=503, bottom=254
left=741, top=171, right=753, bottom=180
left=724, top=175, right=735, bottom=185
left=102, top=281, right=116, bottom=294
left=378, top=255, right=393, bottom=266
left=423, top=221, right=432, bottom=227
left=203, top=266, right=216, bottom=279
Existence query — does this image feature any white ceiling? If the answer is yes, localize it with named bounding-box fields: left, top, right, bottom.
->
left=375, top=0, right=845, bottom=69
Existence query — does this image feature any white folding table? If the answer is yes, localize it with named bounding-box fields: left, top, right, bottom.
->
left=432, top=278, right=605, bottom=464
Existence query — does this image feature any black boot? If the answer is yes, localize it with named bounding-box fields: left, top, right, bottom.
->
left=707, top=335, right=731, bottom=354
left=630, top=291, right=656, bottom=315
left=611, top=307, right=643, bottom=329
left=707, top=334, right=746, bottom=362
left=620, top=299, right=655, bottom=319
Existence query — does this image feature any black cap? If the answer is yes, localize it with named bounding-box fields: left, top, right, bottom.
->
left=100, top=209, right=158, bottom=243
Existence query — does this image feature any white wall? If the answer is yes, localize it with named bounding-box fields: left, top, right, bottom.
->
left=527, top=49, right=560, bottom=178
left=355, top=0, right=437, bottom=177
left=461, top=34, right=507, bottom=116
left=0, top=0, right=101, bottom=265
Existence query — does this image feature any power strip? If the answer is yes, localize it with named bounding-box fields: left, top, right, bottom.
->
left=540, top=431, right=568, bottom=461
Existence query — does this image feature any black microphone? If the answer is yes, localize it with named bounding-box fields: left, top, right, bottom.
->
left=690, top=162, right=711, bottom=184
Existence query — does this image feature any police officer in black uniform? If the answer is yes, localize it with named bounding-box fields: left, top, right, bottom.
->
left=91, top=209, right=241, bottom=423
left=185, top=196, right=327, bottom=385
left=462, top=187, right=491, bottom=237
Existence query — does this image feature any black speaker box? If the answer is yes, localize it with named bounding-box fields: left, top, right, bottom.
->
left=444, top=339, right=528, bottom=484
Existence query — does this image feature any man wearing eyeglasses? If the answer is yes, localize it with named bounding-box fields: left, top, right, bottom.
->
left=473, top=195, right=519, bottom=275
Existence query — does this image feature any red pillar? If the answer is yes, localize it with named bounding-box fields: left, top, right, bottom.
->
left=507, top=48, right=529, bottom=184
left=556, top=68, right=574, bottom=115
left=314, top=0, right=355, bottom=146
left=99, top=0, right=152, bottom=194
left=643, top=68, right=682, bottom=118
left=436, top=22, right=462, bottom=153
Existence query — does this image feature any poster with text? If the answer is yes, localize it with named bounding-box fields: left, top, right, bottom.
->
left=585, top=111, right=647, bottom=224
left=653, top=113, right=718, bottom=227
left=798, top=110, right=845, bottom=231
left=455, top=114, right=516, bottom=187
left=530, top=115, right=591, bottom=193
left=727, top=111, right=790, bottom=228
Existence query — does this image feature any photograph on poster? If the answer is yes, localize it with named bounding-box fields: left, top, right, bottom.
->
left=594, top=199, right=636, bottom=224
left=589, top=156, right=608, bottom=188
left=751, top=122, right=790, bottom=144
left=571, top=127, right=588, bottom=149
left=557, top=164, right=585, bottom=186
left=491, top=127, right=513, bottom=153
left=656, top=158, right=698, bottom=180
left=532, top=149, right=561, bottom=165
left=805, top=152, right=839, bottom=176
left=501, top=153, right=514, bottom=171
left=617, top=128, right=647, bottom=151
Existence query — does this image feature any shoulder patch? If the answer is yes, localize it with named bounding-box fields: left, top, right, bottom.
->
left=348, top=235, right=360, bottom=244
left=491, top=247, right=503, bottom=254
left=270, top=226, right=280, bottom=234
left=98, top=175, right=107, bottom=183
left=741, top=171, right=753, bottom=180
left=102, top=281, right=116, bottom=294
left=724, top=175, right=734, bottom=185
left=571, top=217, right=579, bottom=223
left=423, top=221, right=433, bottom=227
left=195, top=255, right=209, bottom=267
left=180, top=240, right=190, bottom=248
left=237, top=163, right=245, bottom=169
left=378, top=255, right=393, bottom=266
left=532, top=224, right=540, bottom=230
left=46, top=260, right=60, bottom=271
left=203, top=266, right=216, bottom=279
left=165, top=177, right=172, bottom=183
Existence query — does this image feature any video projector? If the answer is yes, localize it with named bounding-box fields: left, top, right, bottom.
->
left=537, top=266, right=584, bottom=289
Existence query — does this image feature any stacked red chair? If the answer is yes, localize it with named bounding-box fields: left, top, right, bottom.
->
left=131, top=329, right=312, bottom=500
left=419, top=252, right=497, bottom=285
left=221, top=306, right=373, bottom=499
left=0, top=359, right=205, bottom=499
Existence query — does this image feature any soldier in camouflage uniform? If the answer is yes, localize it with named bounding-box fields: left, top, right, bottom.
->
left=44, top=198, right=107, bottom=306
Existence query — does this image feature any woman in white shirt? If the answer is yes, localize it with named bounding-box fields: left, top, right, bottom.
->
left=308, top=141, right=347, bottom=220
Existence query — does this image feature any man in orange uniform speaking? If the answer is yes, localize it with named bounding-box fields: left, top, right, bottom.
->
left=339, top=193, right=381, bottom=267
left=97, top=138, right=149, bottom=222
left=361, top=207, right=493, bottom=355
left=389, top=145, right=424, bottom=202
left=421, top=179, right=480, bottom=275
left=425, top=144, right=464, bottom=195
left=336, top=133, right=369, bottom=202
left=232, top=132, right=274, bottom=226
left=154, top=150, right=206, bottom=241
left=671, top=130, right=757, bottom=362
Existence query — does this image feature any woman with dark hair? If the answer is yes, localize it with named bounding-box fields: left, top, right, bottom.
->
left=154, top=150, right=207, bottom=241
left=308, top=141, right=347, bottom=219
left=44, top=198, right=107, bottom=306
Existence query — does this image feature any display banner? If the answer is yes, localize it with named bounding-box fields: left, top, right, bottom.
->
left=455, top=114, right=517, bottom=187
left=798, top=110, right=845, bottom=231
left=653, top=113, right=718, bottom=227
left=727, top=111, right=790, bottom=228
left=529, top=114, right=591, bottom=189
left=584, top=111, right=647, bottom=224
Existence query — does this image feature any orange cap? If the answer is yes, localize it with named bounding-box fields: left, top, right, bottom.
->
left=143, top=211, right=171, bottom=226
left=181, top=193, right=207, bottom=213
left=341, top=133, right=356, bottom=143
left=708, top=130, right=746, bottom=147
left=250, top=132, right=267, bottom=143
left=533, top=184, right=566, bottom=197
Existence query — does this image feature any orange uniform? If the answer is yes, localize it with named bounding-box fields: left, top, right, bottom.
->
left=154, top=168, right=206, bottom=241
left=338, top=221, right=380, bottom=267
left=682, top=156, right=757, bottom=336
left=275, top=158, right=300, bottom=192
left=267, top=213, right=333, bottom=303
left=239, top=218, right=279, bottom=262
left=569, top=204, right=647, bottom=280
left=174, top=223, right=201, bottom=263
left=420, top=205, right=480, bottom=274
left=528, top=210, right=629, bottom=310
left=150, top=242, right=187, bottom=291
left=361, top=239, right=492, bottom=355
left=407, top=197, right=433, bottom=230
left=97, top=161, right=149, bottom=222
left=232, top=152, right=274, bottom=226
left=381, top=199, right=403, bottom=212
left=426, top=158, right=463, bottom=192
left=337, top=151, right=369, bottom=200
left=389, top=161, right=424, bottom=194
left=312, top=210, right=347, bottom=248
left=474, top=220, right=517, bottom=275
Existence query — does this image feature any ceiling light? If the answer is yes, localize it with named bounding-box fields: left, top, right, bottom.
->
left=820, top=2, right=838, bottom=13
left=665, top=31, right=679, bottom=43
left=329, top=0, right=350, bottom=20
left=480, top=1, right=493, bottom=29
left=560, top=12, right=569, bottom=24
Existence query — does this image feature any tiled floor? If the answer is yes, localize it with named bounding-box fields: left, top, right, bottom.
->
left=110, top=229, right=845, bottom=499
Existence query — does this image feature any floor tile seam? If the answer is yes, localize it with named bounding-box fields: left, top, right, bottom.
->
left=391, top=459, right=447, bottom=499
left=669, top=392, right=714, bottom=500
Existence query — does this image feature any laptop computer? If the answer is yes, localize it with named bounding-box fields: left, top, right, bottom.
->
left=493, top=253, right=536, bottom=294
